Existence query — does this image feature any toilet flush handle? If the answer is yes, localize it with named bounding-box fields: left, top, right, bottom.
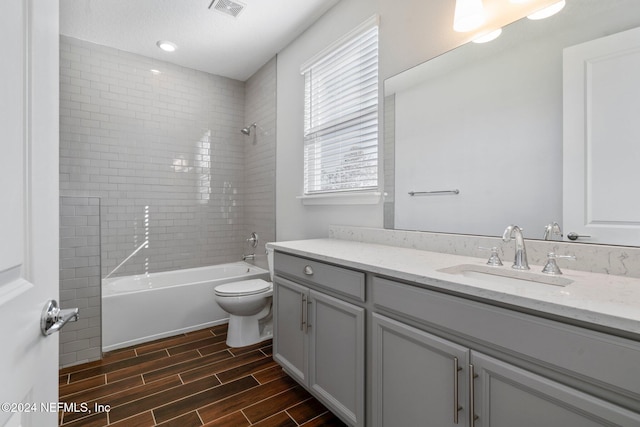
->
left=303, top=265, right=314, bottom=276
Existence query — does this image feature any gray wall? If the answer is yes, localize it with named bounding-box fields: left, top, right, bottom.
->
left=59, top=196, right=101, bottom=367
left=60, top=36, right=247, bottom=278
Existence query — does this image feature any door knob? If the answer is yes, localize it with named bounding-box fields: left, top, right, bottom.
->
left=40, top=300, right=79, bottom=336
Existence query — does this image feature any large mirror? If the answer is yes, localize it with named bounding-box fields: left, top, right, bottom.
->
left=384, top=0, right=640, bottom=245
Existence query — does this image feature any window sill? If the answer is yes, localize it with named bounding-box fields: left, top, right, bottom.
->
left=297, top=191, right=382, bottom=206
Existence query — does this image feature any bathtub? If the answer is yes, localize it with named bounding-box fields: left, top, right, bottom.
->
left=102, top=262, right=269, bottom=352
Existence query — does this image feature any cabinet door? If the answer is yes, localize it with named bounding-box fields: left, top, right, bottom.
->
left=472, top=352, right=640, bottom=427
left=273, top=277, right=308, bottom=384
left=372, top=313, right=470, bottom=427
left=309, top=290, right=365, bottom=427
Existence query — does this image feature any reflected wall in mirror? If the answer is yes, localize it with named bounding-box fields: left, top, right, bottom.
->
left=384, top=0, right=640, bottom=245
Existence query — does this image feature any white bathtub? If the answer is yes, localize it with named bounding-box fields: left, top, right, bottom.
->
left=102, top=262, right=269, bottom=352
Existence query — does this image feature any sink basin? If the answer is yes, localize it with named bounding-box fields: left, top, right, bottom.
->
left=438, top=264, right=573, bottom=287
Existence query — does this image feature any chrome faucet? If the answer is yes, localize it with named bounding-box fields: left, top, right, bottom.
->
left=502, top=225, right=530, bottom=270
left=543, top=222, right=562, bottom=241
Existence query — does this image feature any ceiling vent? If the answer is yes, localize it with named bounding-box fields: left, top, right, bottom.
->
left=208, top=0, right=245, bottom=18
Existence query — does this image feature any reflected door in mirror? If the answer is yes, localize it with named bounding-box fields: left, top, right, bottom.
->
left=563, top=26, right=640, bottom=246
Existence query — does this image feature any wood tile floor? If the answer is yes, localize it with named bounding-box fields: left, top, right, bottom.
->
left=59, top=324, right=347, bottom=427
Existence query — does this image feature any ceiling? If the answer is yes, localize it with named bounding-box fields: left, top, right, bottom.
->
left=59, top=0, right=340, bottom=81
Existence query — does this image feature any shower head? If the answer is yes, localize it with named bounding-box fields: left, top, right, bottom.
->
left=241, top=123, right=257, bottom=136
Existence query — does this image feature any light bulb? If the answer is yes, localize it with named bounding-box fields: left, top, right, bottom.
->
left=527, top=0, right=566, bottom=20
left=453, top=0, right=485, bottom=32
left=472, top=28, right=503, bottom=43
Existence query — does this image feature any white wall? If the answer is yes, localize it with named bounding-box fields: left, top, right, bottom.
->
left=276, top=0, right=473, bottom=241
left=275, top=0, right=380, bottom=241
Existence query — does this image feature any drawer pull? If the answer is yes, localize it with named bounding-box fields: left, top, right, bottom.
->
left=303, top=265, right=314, bottom=275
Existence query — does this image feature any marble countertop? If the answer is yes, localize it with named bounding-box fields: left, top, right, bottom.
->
left=268, top=238, right=640, bottom=338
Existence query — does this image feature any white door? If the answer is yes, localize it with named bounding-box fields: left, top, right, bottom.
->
left=0, top=1, right=59, bottom=426
left=563, top=26, right=640, bottom=246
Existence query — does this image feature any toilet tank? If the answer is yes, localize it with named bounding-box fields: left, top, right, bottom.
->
left=266, top=244, right=275, bottom=281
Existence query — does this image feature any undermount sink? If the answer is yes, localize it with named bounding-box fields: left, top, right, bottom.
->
left=438, top=264, right=573, bottom=287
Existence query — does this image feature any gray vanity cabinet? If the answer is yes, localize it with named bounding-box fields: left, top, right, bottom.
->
left=472, top=352, right=640, bottom=427
left=372, top=313, right=470, bottom=427
left=372, top=276, right=640, bottom=427
left=273, top=277, right=308, bottom=384
left=372, top=312, right=640, bottom=427
left=308, top=289, right=365, bottom=426
left=273, top=252, right=366, bottom=427
left=273, top=248, right=640, bottom=426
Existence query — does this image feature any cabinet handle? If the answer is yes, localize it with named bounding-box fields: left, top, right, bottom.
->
left=453, top=357, right=462, bottom=424
left=303, top=265, right=314, bottom=275
left=306, top=300, right=312, bottom=333
left=469, top=364, right=479, bottom=427
left=300, top=294, right=306, bottom=331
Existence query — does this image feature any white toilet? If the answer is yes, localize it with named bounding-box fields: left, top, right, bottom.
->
left=214, top=246, right=274, bottom=347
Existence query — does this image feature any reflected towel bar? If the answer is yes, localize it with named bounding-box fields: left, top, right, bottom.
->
left=408, top=189, right=460, bottom=196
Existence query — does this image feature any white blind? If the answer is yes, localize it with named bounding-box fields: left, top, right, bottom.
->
left=303, top=24, right=379, bottom=195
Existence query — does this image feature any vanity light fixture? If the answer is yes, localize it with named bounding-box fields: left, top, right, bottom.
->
left=156, top=40, right=177, bottom=52
left=472, top=28, right=502, bottom=43
left=453, top=0, right=485, bottom=32
left=527, top=0, right=565, bottom=20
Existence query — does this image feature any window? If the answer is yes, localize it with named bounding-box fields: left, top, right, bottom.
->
left=302, top=18, right=379, bottom=196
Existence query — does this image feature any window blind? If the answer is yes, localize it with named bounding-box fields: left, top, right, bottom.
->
left=303, top=24, right=379, bottom=195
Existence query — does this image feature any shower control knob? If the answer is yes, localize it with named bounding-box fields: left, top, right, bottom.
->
left=246, top=232, right=259, bottom=248
left=567, top=232, right=591, bottom=241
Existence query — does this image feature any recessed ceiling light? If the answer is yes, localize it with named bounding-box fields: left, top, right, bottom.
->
left=156, top=41, right=177, bottom=52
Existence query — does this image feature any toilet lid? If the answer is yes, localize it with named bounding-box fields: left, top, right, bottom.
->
left=215, top=279, right=271, bottom=297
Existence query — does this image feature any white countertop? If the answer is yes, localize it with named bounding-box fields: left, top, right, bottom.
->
left=269, top=238, right=640, bottom=338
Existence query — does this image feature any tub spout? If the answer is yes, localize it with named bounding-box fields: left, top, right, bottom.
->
left=242, top=254, right=255, bottom=261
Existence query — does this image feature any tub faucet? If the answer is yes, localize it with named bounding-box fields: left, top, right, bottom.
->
left=502, top=225, right=530, bottom=270
left=242, top=254, right=255, bottom=261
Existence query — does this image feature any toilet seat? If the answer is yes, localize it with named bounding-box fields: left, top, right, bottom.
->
left=215, top=279, right=271, bottom=297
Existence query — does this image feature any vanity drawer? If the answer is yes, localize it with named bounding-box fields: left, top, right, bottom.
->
left=274, top=252, right=365, bottom=302
left=372, top=276, right=640, bottom=398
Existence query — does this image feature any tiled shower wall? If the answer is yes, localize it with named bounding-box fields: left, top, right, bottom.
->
left=243, top=57, right=277, bottom=270
left=59, top=196, right=101, bottom=367
left=60, top=37, right=276, bottom=366
left=60, top=36, right=247, bottom=278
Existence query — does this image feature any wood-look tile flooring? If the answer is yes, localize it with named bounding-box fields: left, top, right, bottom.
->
left=59, top=324, right=346, bottom=427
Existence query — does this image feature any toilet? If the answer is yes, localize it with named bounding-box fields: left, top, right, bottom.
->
left=214, top=246, right=274, bottom=347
